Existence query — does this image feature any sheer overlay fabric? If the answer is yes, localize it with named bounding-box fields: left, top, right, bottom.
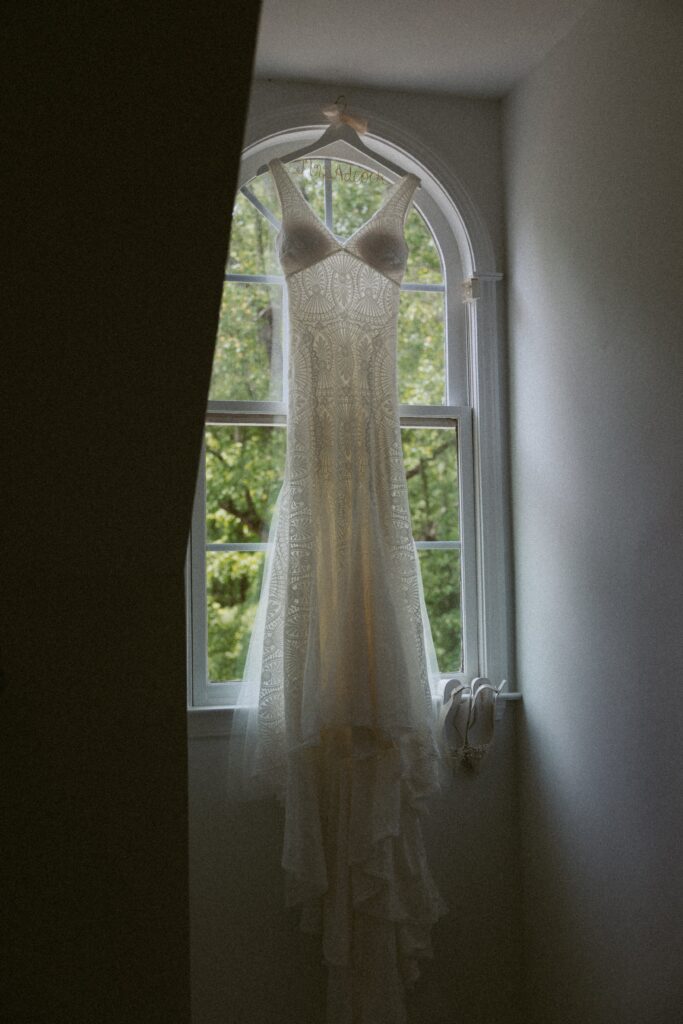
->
left=228, top=157, right=447, bottom=1023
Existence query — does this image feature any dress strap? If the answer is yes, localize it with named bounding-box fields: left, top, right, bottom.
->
left=268, top=158, right=320, bottom=227
left=380, top=172, right=420, bottom=224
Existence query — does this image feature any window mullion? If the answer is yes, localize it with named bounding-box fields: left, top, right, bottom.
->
left=400, top=282, right=445, bottom=292
left=456, top=408, right=479, bottom=678
left=225, top=273, right=284, bottom=285
left=189, top=440, right=210, bottom=706
left=414, top=540, right=461, bottom=550
left=399, top=403, right=469, bottom=425
left=239, top=184, right=281, bottom=232
left=207, top=542, right=269, bottom=552
left=324, top=159, right=334, bottom=232
left=206, top=401, right=286, bottom=425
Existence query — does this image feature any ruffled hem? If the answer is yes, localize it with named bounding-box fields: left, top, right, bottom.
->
left=281, top=726, right=447, bottom=1024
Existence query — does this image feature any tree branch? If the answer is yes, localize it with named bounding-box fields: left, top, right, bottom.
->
left=404, top=438, right=454, bottom=480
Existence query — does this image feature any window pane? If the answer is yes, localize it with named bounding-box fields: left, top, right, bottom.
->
left=404, top=207, right=443, bottom=285
left=243, top=167, right=326, bottom=229
left=329, top=160, right=390, bottom=238
left=209, top=282, right=284, bottom=401
left=242, top=171, right=279, bottom=217
left=227, top=190, right=281, bottom=277
left=254, top=159, right=326, bottom=222
left=401, top=426, right=459, bottom=541
left=205, top=425, right=286, bottom=543
left=291, top=160, right=327, bottom=220
left=418, top=549, right=462, bottom=673
left=207, top=550, right=264, bottom=682
left=398, top=290, right=446, bottom=405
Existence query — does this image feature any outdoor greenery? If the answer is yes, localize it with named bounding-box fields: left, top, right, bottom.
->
left=206, top=159, right=462, bottom=683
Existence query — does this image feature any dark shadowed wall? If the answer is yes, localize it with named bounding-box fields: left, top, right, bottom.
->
left=1, top=7, right=261, bottom=1022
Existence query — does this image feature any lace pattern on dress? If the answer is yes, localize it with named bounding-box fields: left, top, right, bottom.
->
left=228, top=156, right=446, bottom=1024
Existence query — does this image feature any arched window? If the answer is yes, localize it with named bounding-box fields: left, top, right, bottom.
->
left=188, top=130, right=511, bottom=712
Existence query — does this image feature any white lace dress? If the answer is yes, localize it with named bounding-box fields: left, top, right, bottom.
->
left=229, top=157, right=447, bottom=1024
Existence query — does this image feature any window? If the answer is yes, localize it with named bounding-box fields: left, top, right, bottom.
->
left=188, top=134, right=510, bottom=712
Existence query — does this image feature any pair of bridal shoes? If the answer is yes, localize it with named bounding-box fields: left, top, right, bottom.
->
left=438, top=677, right=507, bottom=771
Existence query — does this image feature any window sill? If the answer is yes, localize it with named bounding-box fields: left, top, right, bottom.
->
left=187, top=692, right=522, bottom=739
left=187, top=706, right=235, bottom=738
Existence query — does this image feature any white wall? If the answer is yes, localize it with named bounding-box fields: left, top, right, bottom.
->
left=189, top=721, right=521, bottom=1024
left=189, top=78, right=523, bottom=1024
left=503, top=2, right=683, bottom=1021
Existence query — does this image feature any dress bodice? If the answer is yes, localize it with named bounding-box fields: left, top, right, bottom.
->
left=269, top=157, right=419, bottom=285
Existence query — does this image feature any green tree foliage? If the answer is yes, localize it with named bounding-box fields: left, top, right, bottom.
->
left=206, top=160, right=462, bottom=682
left=205, top=425, right=285, bottom=681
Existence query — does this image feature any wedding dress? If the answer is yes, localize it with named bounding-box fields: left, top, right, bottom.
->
left=229, top=157, right=447, bottom=1023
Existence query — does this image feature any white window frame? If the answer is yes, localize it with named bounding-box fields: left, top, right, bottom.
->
left=187, top=127, right=512, bottom=721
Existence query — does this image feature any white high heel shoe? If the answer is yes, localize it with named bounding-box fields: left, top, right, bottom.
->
left=458, top=677, right=507, bottom=770
left=437, top=680, right=470, bottom=762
